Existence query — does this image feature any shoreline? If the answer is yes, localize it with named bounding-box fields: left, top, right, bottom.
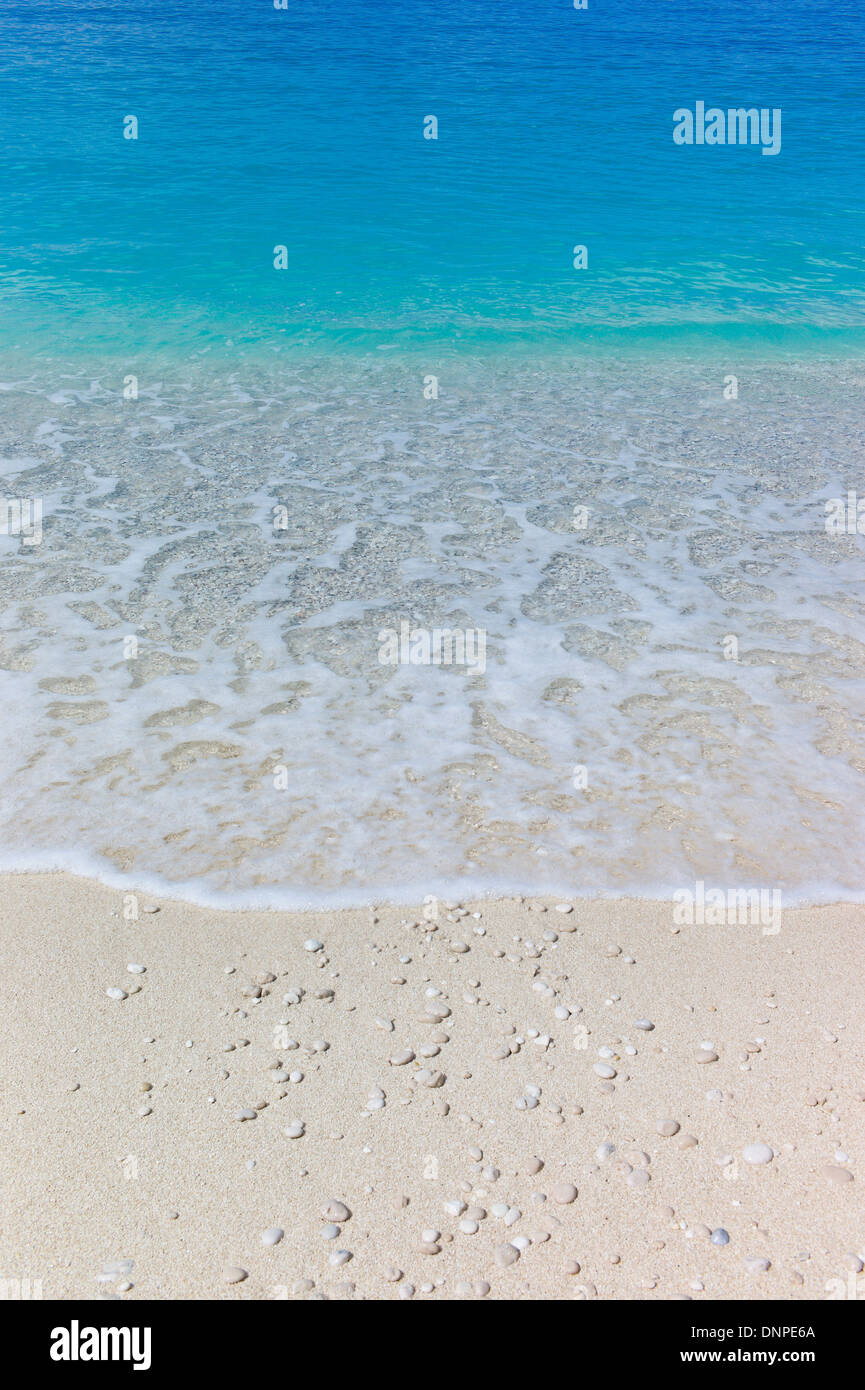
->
left=3, top=344, right=865, bottom=381
left=3, top=863, right=865, bottom=915
left=2, top=871, right=862, bottom=1300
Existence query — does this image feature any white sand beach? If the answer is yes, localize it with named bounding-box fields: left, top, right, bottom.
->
left=1, top=872, right=862, bottom=1301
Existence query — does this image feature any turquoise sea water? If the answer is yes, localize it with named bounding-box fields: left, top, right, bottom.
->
left=1, top=3, right=864, bottom=907
left=1, top=0, right=864, bottom=358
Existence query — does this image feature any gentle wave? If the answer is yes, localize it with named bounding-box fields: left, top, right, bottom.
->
left=0, top=354, right=863, bottom=906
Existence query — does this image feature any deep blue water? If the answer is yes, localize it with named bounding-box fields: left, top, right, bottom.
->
left=1, top=0, right=864, bottom=358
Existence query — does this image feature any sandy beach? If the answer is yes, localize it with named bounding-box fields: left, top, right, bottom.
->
left=1, top=871, right=862, bottom=1301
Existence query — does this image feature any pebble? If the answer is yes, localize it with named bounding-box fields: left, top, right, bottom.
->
left=304, top=939, right=324, bottom=952
left=657, top=1120, right=680, bottom=1137
left=696, top=1049, right=719, bottom=1064
left=711, top=1228, right=730, bottom=1246
left=416, top=1069, right=445, bottom=1088
left=223, top=1266, right=247, bottom=1284
left=106, top=987, right=127, bottom=1001
left=126, top=964, right=146, bottom=974
left=236, top=1109, right=257, bottom=1122
left=742, top=1143, right=774, bottom=1165
left=822, top=1165, right=854, bottom=1184
left=625, top=1149, right=650, bottom=1168
left=550, top=1183, right=578, bottom=1204
left=321, top=1199, right=351, bottom=1222
left=285, top=1121, right=305, bottom=1138
left=495, top=1243, right=520, bottom=1267
left=593, top=1063, right=617, bottom=1079
left=743, top=1256, right=771, bottom=1274
left=389, top=1049, right=415, bottom=1066
left=261, top=1227, right=284, bottom=1246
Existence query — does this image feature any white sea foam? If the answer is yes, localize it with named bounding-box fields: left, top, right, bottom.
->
left=0, top=354, right=863, bottom=907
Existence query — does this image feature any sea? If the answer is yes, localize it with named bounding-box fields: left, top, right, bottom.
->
left=0, top=0, right=863, bottom=907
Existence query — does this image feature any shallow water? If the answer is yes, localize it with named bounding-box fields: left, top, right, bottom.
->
left=1, top=353, right=863, bottom=906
